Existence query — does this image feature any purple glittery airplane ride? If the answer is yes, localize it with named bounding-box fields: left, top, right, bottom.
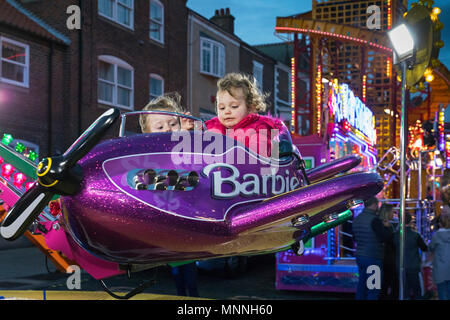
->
left=0, top=108, right=383, bottom=297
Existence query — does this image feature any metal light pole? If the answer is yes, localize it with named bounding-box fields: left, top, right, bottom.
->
left=388, top=21, right=416, bottom=301
left=398, top=60, right=407, bottom=300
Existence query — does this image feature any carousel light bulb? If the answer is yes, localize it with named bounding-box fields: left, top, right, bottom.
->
left=433, top=7, right=441, bottom=15
left=28, top=150, right=38, bottom=161
left=15, top=142, right=25, bottom=153
left=2, top=163, right=14, bottom=178
left=425, top=73, right=434, bottom=82
left=25, top=181, right=35, bottom=191
left=13, top=172, right=26, bottom=188
left=2, top=134, right=13, bottom=146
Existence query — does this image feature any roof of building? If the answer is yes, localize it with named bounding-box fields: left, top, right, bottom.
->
left=0, top=0, right=71, bottom=45
left=188, top=8, right=242, bottom=44
left=188, top=8, right=278, bottom=65
left=254, top=42, right=293, bottom=65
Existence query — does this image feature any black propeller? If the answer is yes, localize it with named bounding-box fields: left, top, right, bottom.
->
left=0, top=108, right=120, bottom=241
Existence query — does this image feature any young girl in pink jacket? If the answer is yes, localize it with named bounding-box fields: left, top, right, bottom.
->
left=206, top=73, right=284, bottom=157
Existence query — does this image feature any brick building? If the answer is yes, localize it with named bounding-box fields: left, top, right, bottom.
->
left=2, top=0, right=188, bottom=155
left=0, top=0, right=71, bottom=156
left=2, top=1, right=287, bottom=159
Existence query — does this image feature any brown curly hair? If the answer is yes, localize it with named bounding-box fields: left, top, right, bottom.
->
left=216, top=73, right=269, bottom=113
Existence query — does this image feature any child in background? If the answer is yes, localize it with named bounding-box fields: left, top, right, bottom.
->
left=429, top=209, right=450, bottom=300
left=139, top=93, right=194, bottom=133
left=206, top=73, right=284, bottom=157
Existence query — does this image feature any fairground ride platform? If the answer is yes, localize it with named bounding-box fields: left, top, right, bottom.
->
left=0, top=290, right=206, bottom=300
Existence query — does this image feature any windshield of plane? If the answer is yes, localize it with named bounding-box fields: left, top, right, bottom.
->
left=118, top=111, right=206, bottom=137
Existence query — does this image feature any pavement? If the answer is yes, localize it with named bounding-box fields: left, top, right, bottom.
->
left=0, top=246, right=65, bottom=290
left=0, top=243, right=355, bottom=300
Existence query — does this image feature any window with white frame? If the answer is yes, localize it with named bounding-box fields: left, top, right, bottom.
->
left=149, top=74, right=164, bottom=100
left=149, top=0, right=164, bottom=43
left=0, top=37, right=29, bottom=87
left=253, top=61, right=263, bottom=91
left=200, top=37, right=225, bottom=78
left=98, top=56, right=134, bottom=110
left=98, top=0, right=134, bottom=29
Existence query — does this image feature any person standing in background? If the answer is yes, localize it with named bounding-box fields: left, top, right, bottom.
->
left=394, top=213, right=428, bottom=300
left=353, top=197, right=392, bottom=300
left=378, top=203, right=398, bottom=300
left=429, top=209, right=450, bottom=300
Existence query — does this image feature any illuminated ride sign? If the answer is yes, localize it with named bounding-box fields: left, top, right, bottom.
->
left=327, top=81, right=376, bottom=146
left=327, top=81, right=377, bottom=168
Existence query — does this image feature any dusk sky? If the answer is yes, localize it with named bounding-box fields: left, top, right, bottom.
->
left=187, top=0, right=450, bottom=69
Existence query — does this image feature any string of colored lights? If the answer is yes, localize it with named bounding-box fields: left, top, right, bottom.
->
left=386, top=57, right=391, bottom=78
left=0, top=159, right=57, bottom=222
left=316, top=65, right=322, bottom=135
left=291, top=57, right=296, bottom=133
left=0, top=156, right=34, bottom=192
left=446, top=139, right=450, bottom=169
left=0, top=132, right=39, bottom=192
left=362, top=75, right=367, bottom=102
left=439, top=109, right=445, bottom=151
left=274, top=26, right=393, bottom=53
left=387, top=0, right=392, bottom=30
left=2, top=133, right=38, bottom=161
left=0, top=134, right=58, bottom=222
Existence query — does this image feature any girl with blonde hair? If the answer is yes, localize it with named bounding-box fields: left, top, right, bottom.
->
left=206, top=72, right=284, bottom=157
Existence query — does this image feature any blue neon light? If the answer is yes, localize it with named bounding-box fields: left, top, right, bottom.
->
left=329, top=83, right=376, bottom=144
left=334, top=132, right=377, bottom=168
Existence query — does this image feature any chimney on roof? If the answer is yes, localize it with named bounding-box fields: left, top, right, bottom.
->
left=210, top=7, right=235, bottom=34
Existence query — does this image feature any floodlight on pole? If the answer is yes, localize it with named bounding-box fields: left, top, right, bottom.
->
left=388, top=23, right=415, bottom=63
